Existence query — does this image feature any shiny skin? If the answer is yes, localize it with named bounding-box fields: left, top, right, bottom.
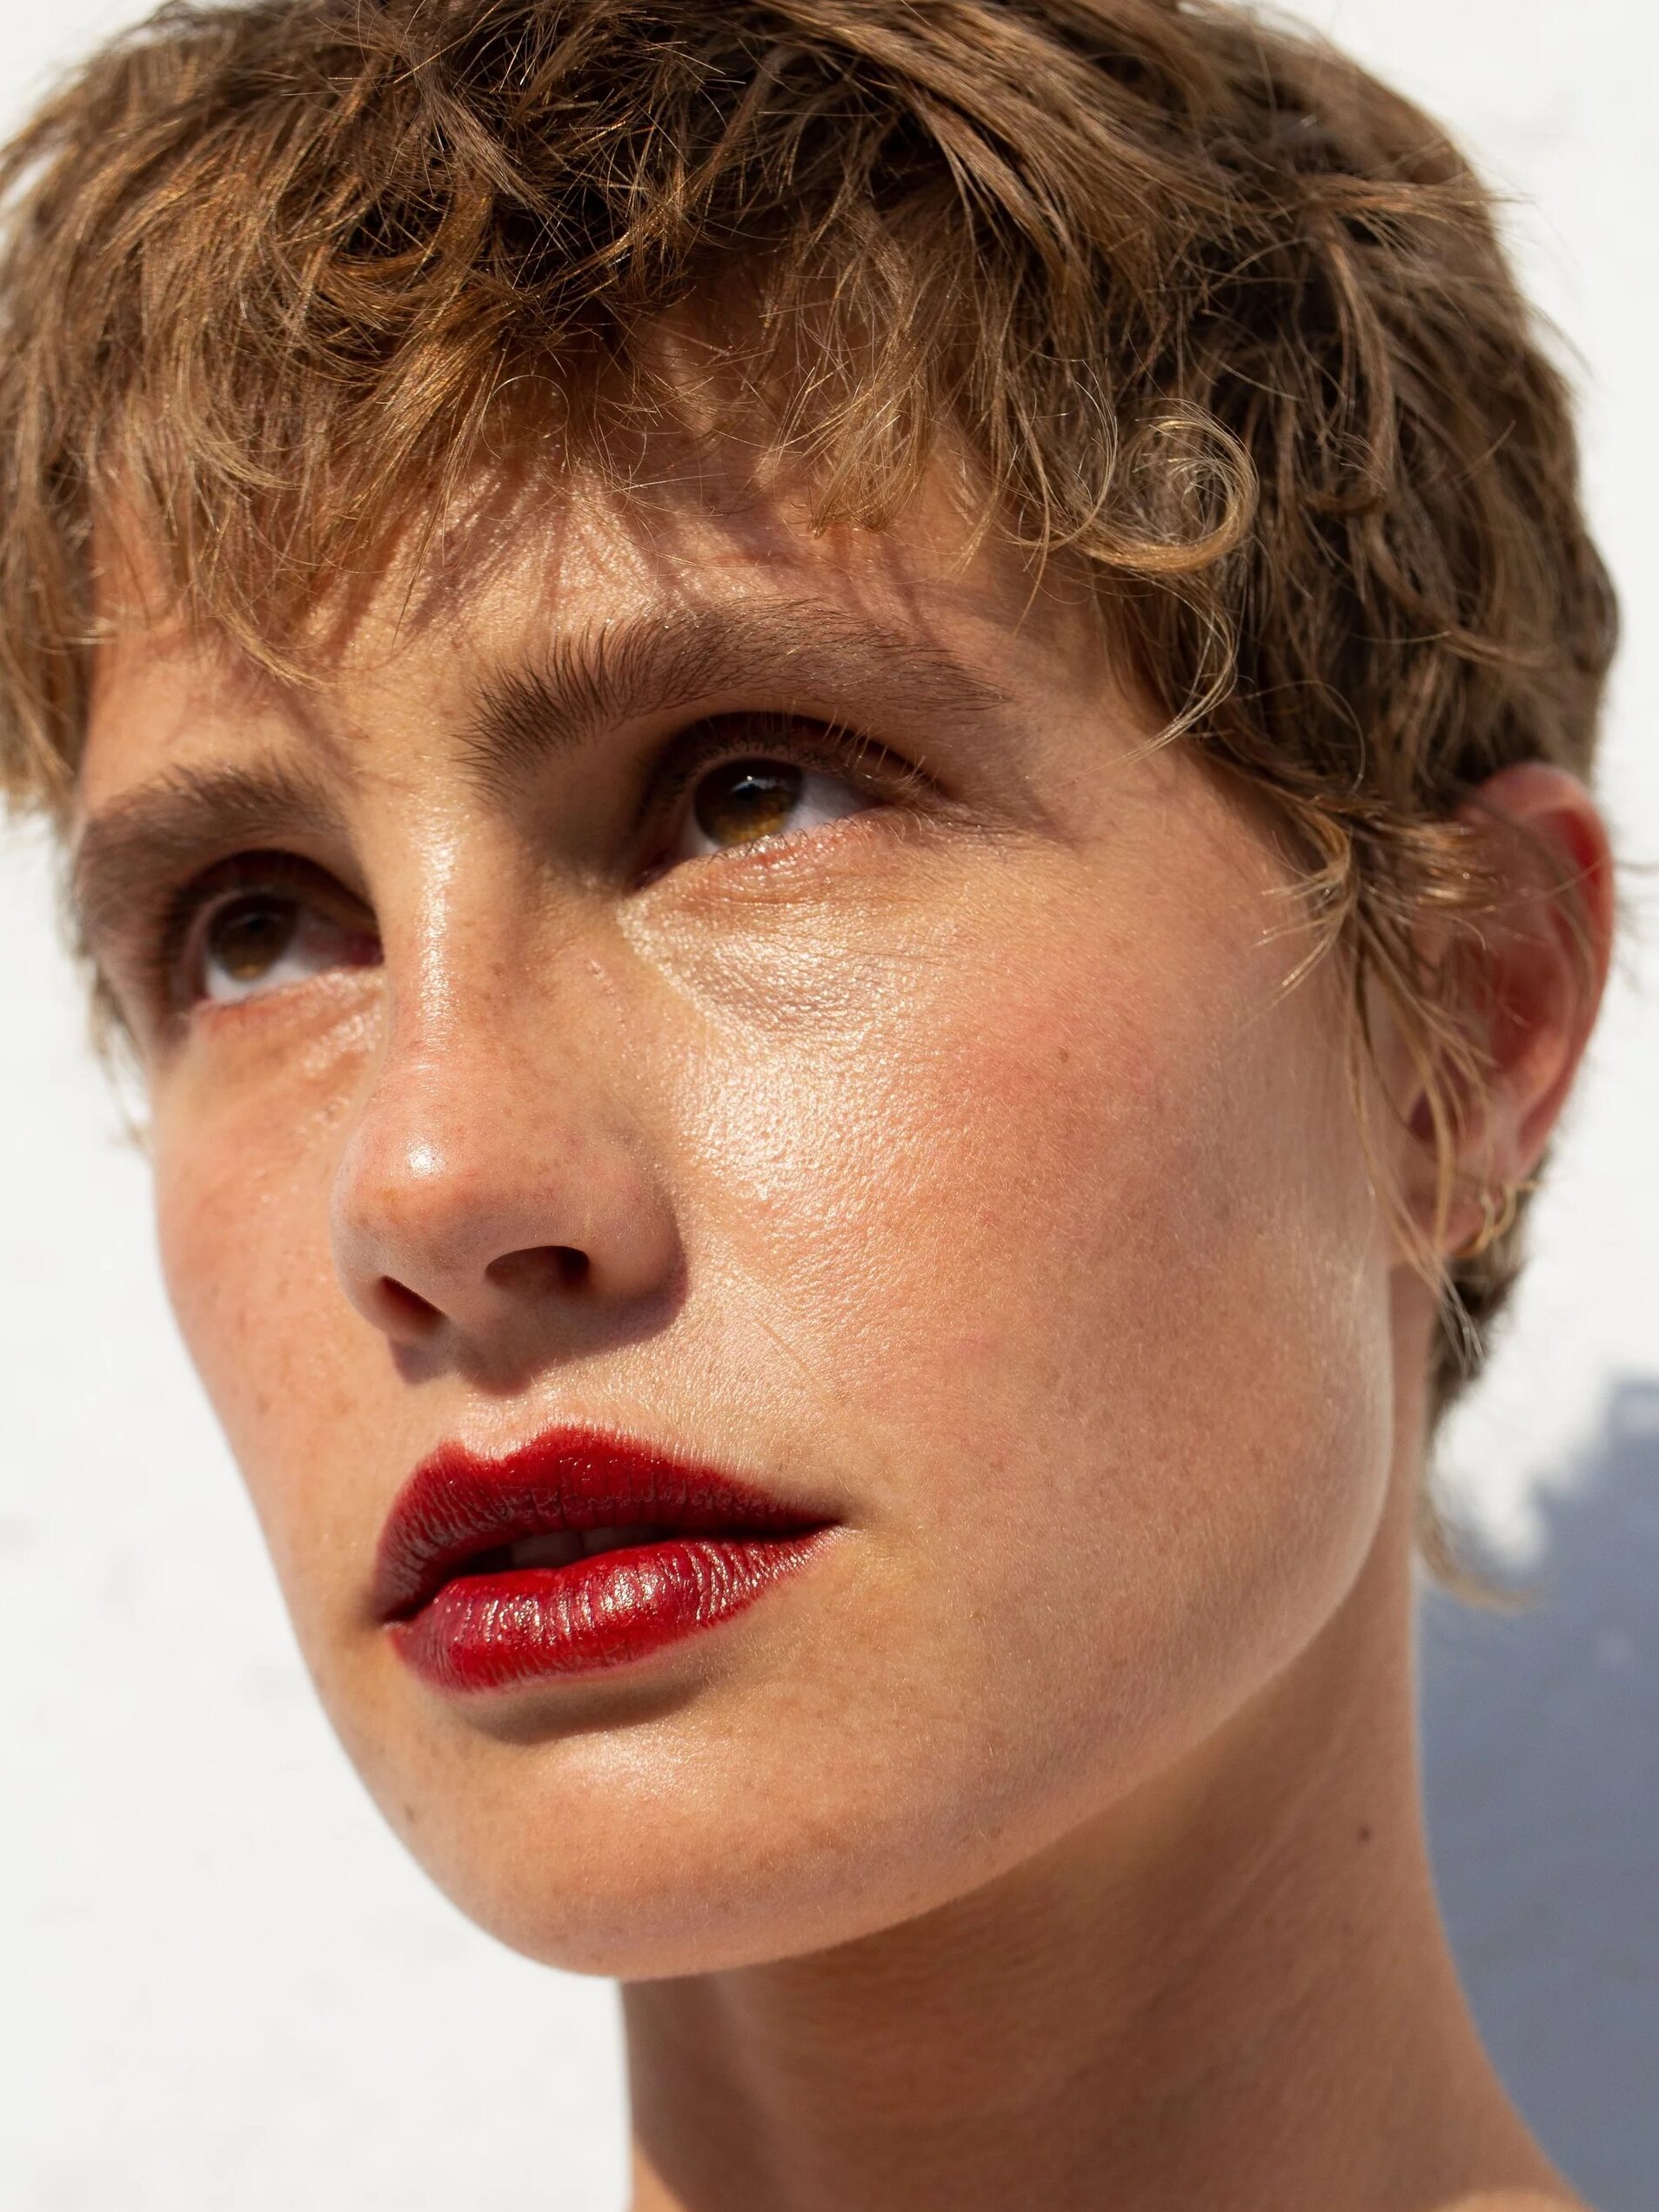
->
left=85, top=470, right=1401, bottom=1969
left=77, top=450, right=1609, bottom=2211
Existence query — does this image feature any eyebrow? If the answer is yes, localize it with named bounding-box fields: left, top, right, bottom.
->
left=70, top=757, right=345, bottom=964
left=459, top=599, right=1009, bottom=805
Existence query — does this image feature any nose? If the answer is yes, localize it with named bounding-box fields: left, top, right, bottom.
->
left=330, top=962, right=681, bottom=1361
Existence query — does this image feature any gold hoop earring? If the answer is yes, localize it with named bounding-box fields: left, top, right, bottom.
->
left=1452, top=1178, right=1530, bottom=1263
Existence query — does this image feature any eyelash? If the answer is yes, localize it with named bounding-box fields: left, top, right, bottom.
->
left=138, top=715, right=929, bottom=1014
left=639, top=714, right=926, bottom=861
left=147, top=848, right=346, bottom=1011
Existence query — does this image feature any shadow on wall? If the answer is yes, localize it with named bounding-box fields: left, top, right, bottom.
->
left=1421, top=1375, right=1659, bottom=2212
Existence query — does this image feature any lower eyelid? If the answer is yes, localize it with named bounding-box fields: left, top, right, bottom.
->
left=660, top=804, right=899, bottom=896
left=190, top=952, right=381, bottom=1029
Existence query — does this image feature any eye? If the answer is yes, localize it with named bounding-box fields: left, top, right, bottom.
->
left=663, top=754, right=873, bottom=865
left=173, top=860, right=379, bottom=1008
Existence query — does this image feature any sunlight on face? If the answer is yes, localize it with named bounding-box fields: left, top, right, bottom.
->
left=75, top=466, right=1406, bottom=1975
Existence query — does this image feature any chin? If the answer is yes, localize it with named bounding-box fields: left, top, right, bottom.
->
left=324, top=1663, right=1059, bottom=1980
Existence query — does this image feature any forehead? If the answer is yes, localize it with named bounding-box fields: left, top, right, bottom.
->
left=77, top=461, right=1125, bottom=819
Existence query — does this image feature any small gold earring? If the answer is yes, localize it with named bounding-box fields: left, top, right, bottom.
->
left=1452, top=1178, right=1530, bottom=1262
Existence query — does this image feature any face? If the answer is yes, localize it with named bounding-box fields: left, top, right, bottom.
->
left=77, top=464, right=1403, bottom=1976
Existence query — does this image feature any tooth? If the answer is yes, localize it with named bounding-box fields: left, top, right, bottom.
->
left=507, top=1532, right=585, bottom=1571
left=580, top=1525, right=638, bottom=1557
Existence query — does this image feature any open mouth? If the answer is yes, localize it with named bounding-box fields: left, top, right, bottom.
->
left=373, top=1428, right=837, bottom=1692
left=446, top=1523, right=681, bottom=1581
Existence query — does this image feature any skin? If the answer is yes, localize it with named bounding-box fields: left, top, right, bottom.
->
left=75, top=454, right=1613, bottom=2212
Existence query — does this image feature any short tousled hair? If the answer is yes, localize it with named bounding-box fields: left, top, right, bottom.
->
left=0, top=0, right=1618, bottom=1443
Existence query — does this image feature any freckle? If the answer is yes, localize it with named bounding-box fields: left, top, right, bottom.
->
left=1057, top=1045, right=1072, bottom=1064
left=1357, top=1824, right=1373, bottom=1846
left=401, top=1800, right=421, bottom=1828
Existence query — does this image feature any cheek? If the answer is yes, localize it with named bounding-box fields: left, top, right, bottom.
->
left=150, top=1054, right=376, bottom=1625
left=655, top=848, right=1393, bottom=1780
left=666, top=851, right=1374, bottom=1433
left=155, top=1129, right=318, bottom=1418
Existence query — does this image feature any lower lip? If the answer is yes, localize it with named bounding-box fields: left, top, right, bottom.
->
left=389, top=1530, right=832, bottom=1693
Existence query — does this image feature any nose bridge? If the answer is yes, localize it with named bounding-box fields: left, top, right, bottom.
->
left=348, top=859, right=530, bottom=1208
left=330, top=890, right=677, bottom=1341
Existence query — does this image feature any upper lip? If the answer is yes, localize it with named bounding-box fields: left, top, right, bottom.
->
left=371, top=1424, right=833, bottom=1622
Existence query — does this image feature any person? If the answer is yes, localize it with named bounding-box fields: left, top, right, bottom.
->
left=0, top=1, right=1623, bottom=2205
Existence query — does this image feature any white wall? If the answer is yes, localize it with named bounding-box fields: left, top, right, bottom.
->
left=1, top=3, right=1654, bottom=2205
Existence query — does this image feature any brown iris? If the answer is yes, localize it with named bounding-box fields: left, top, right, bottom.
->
left=692, top=759, right=804, bottom=847
left=206, top=895, right=298, bottom=982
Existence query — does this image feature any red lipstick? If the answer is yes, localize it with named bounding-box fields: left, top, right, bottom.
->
left=373, top=1427, right=835, bottom=1693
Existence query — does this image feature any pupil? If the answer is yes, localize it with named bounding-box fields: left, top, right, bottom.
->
left=693, top=759, right=802, bottom=846
left=211, top=896, right=297, bottom=981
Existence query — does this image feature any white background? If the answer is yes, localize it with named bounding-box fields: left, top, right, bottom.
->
left=2, top=3, right=1655, bottom=2205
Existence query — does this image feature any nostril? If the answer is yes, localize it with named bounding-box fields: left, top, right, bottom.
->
left=378, top=1277, right=442, bottom=1331
left=485, top=1243, right=592, bottom=1296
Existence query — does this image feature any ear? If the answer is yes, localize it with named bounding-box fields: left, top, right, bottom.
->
left=1402, top=761, right=1616, bottom=1256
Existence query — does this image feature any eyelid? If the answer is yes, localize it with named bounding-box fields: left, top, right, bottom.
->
left=642, top=713, right=931, bottom=836
left=151, top=850, right=373, bottom=1010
